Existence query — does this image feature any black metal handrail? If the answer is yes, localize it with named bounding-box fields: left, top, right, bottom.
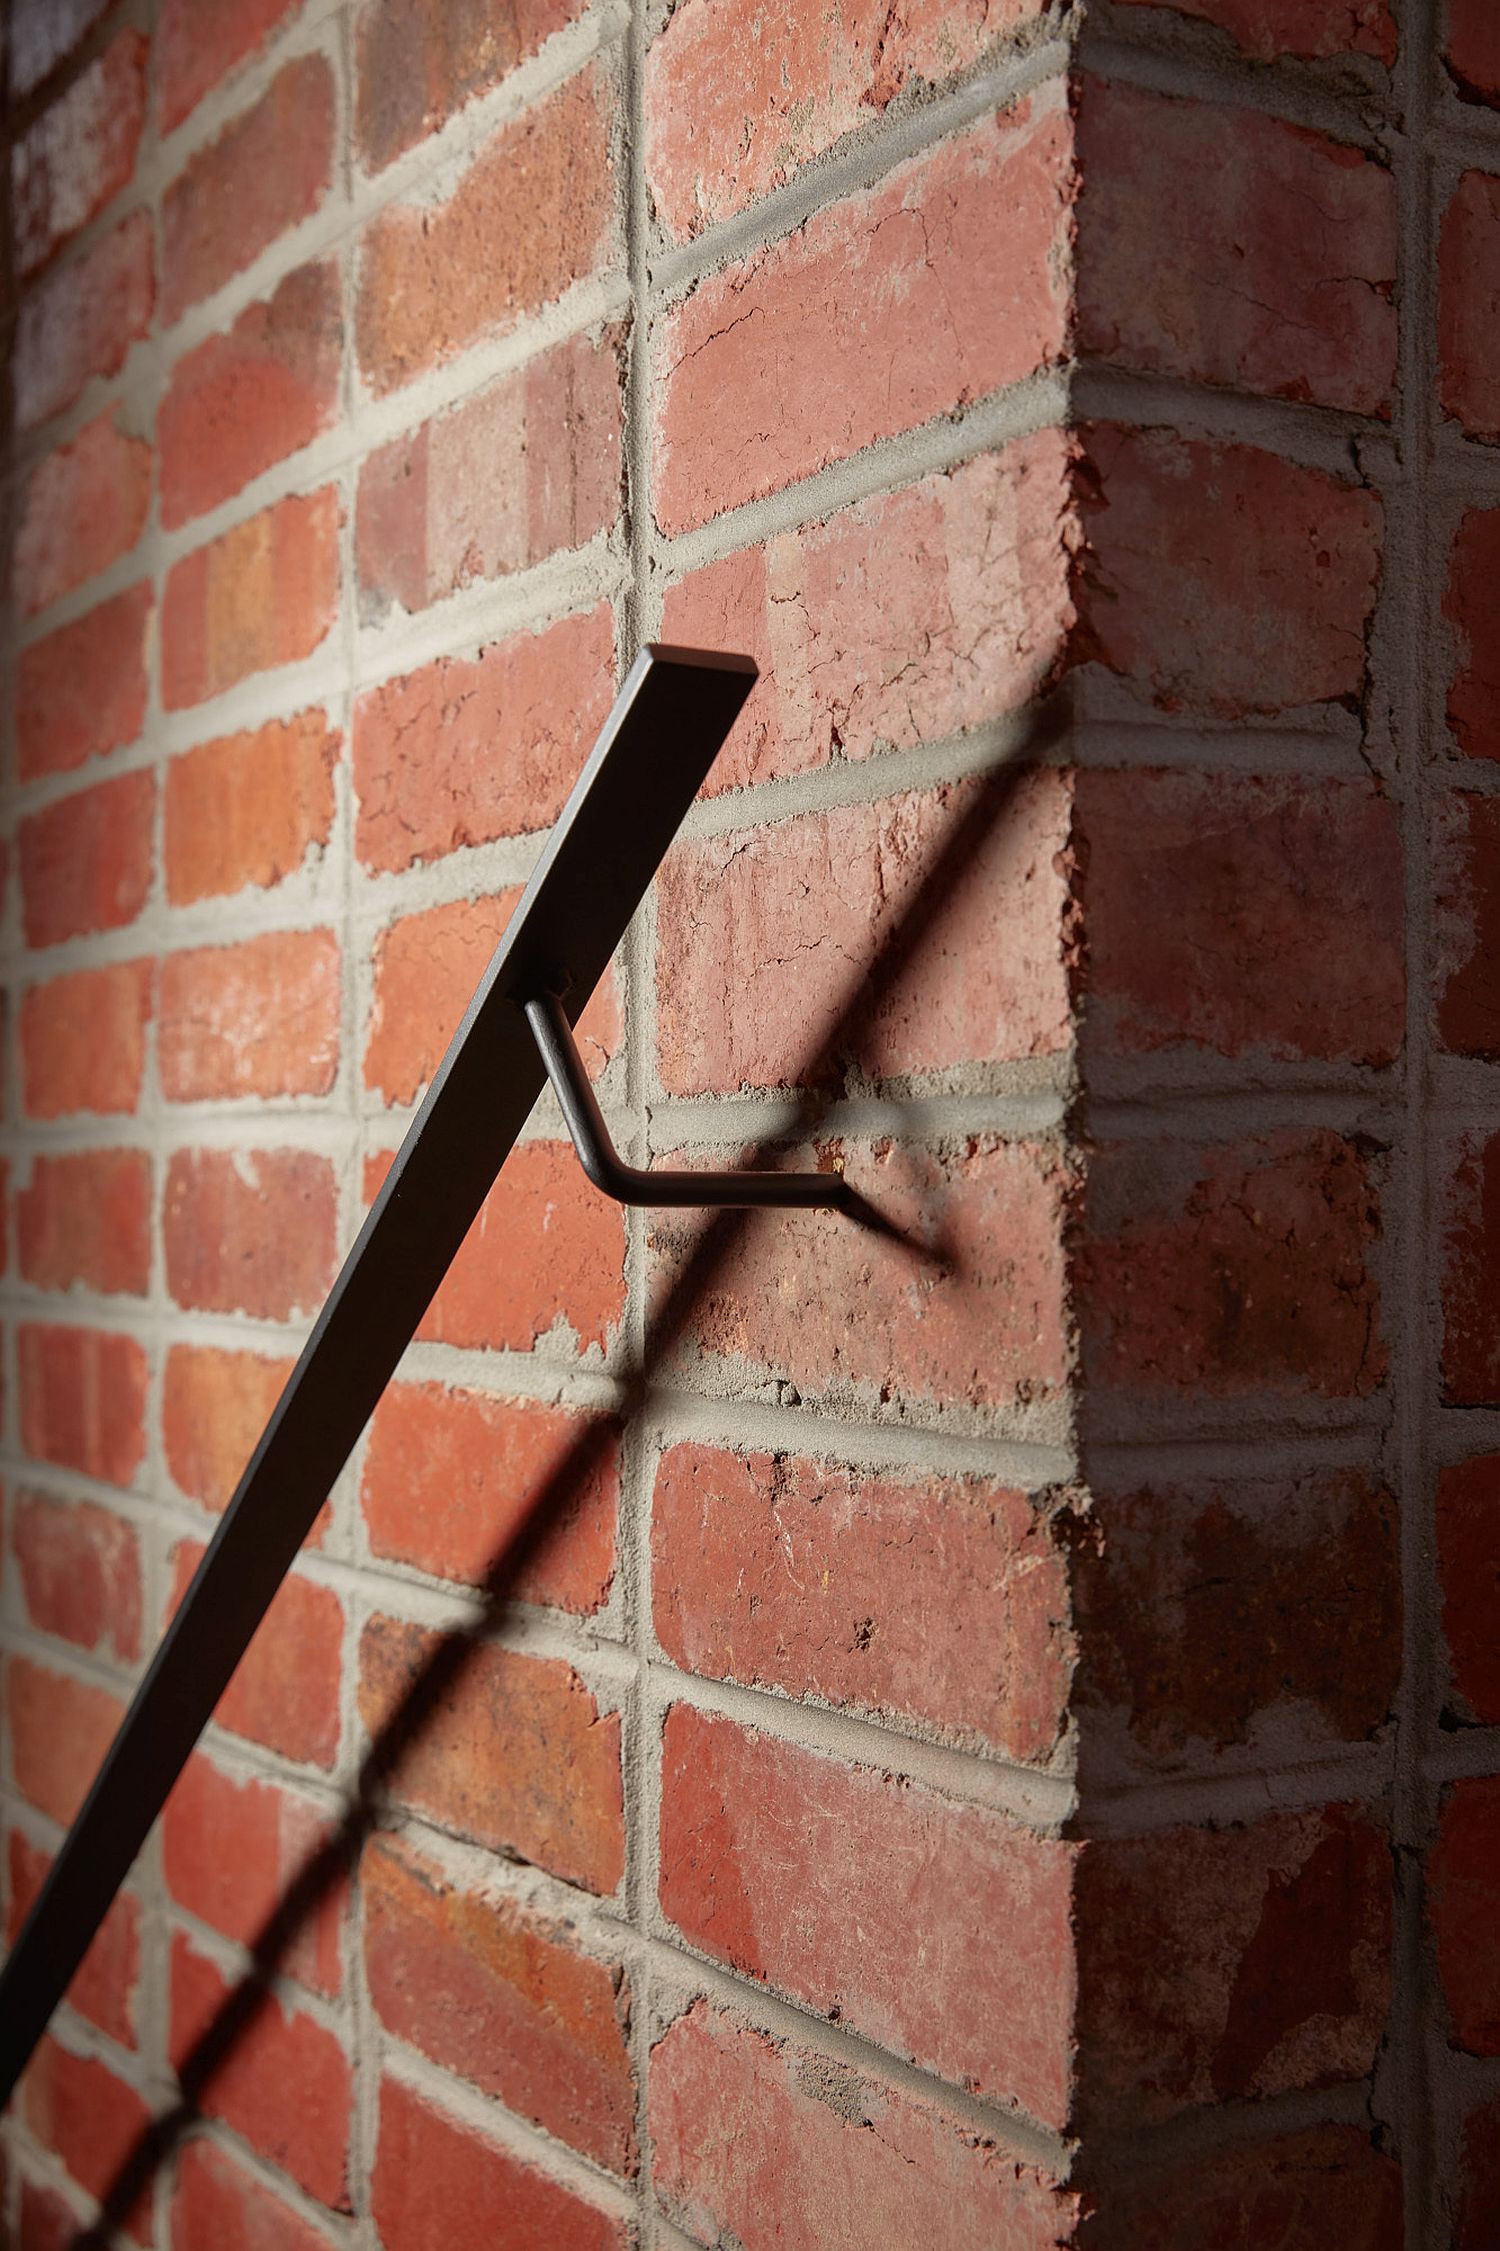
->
left=0, top=645, right=838, bottom=2106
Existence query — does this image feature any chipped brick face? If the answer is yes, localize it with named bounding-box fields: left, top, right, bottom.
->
left=0, top=2, right=1475, bottom=2242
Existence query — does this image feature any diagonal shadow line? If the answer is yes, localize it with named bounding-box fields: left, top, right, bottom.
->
left=63, top=697, right=1068, bottom=2243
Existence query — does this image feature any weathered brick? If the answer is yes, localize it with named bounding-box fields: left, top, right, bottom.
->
left=1431, top=1777, right=1500, bottom=2052
left=1077, top=770, right=1405, bottom=1065
left=158, top=0, right=302, bottom=132
left=660, top=431, right=1077, bottom=794
left=359, top=1613, right=625, bottom=1893
left=1112, top=0, right=1394, bottom=58
left=363, top=1832, right=634, bottom=2171
left=1073, top=1473, right=1400, bottom=1771
left=357, top=328, right=622, bottom=620
left=170, top=1538, right=343, bottom=1767
left=1077, top=1805, right=1390, bottom=2124
left=162, top=487, right=341, bottom=710
left=162, top=54, right=335, bottom=324
left=11, top=0, right=113, bottom=97
left=1440, top=170, right=1500, bottom=440
left=356, top=69, right=615, bottom=394
left=15, top=210, right=153, bottom=431
left=7, top=1656, right=123, bottom=1825
left=22, top=2037, right=151, bottom=2238
left=164, top=1148, right=338, bottom=1319
left=163, top=1751, right=345, bottom=1997
left=362, top=1382, right=618, bottom=1611
left=21, top=959, right=153, bottom=1120
left=653, top=1444, right=1072, bottom=1760
left=1448, top=0, right=1500, bottom=103
left=1078, top=82, right=1395, bottom=415
left=171, top=1933, right=351, bottom=2210
left=12, top=29, right=148, bottom=277
left=165, top=710, right=340, bottom=903
left=14, top=409, right=151, bottom=616
left=160, top=930, right=341, bottom=1102
left=654, top=1139, right=1071, bottom=1418
left=163, top=1344, right=297, bottom=1513
left=1078, top=2124, right=1402, bottom=2249
left=657, top=773, right=1073, bottom=1094
left=372, top=2074, right=624, bottom=2251
left=356, top=0, right=589, bottom=171
left=1437, top=1453, right=1500, bottom=1723
left=364, top=891, right=618, bottom=1105
left=172, top=2138, right=335, bottom=2251
left=353, top=604, right=615, bottom=872
left=652, top=2000, right=1075, bottom=2251
left=1445, top=506, right=1500, bottom=763
left=1079, top=426, right=1382, bottom=719
left=654, top=89, right=1071, bottom=534
left=1458, top=2095, right=1500, bottom=2250
left=19, top=769, right=154, bottom=947
left=13, top=1489, right=142, bottom=1661
left=160, top=262, right=343, bottom=527
left=18, top=1148, right=152, bottom=1297
left=16, top=583, right=152, bottom=781
left=19, top=1323, right=147, bottom=1488
left=1442, top=1132, right=1500, bottom=1404
left=1437, top=790, right=1500, bottom=1055
left=660, top=1703, right=1074, bottom=2121
left=1079, top=1133, right=1385, bottom=1404
left=8, top=1833, right=138, bottom=2046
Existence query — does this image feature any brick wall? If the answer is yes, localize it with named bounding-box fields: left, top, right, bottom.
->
left=0, top=0, right=1492, bottom=2243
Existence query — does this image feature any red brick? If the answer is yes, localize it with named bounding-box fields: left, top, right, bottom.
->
left=160, top=930, right=341, bottom=1101
left=17, top=2177, right=78, bottom=2251
left=658, top=773, right=1073, bottom=1095
left=13, top=408, right=151, bottom=615
left=8, top=1832, right=138, bottom=2046
left=170, top=1538, right=343, bottom=1768
left=358, top=1612, right=625, bottom=1893
left=1078, top=2124, right=1402, bottom=2249
left=161, top=262, right=343, bottom=528
left=19, top=1323, right=147, bottom=1488
left=11, top=0, right=113, bottom=97
left=1437, top=1453, right=1500, bottom=1722
left=364, top=890, right=618, bottom=1104
left=647, top=0, right=1040, bottom=242
left=353, top=604, right=615, bottom=871
left=1458, top=2095, right=1500, bottom=2250
left=18, top=1148, right=152, bottom=1296
left=1078, top=770, right=1404, bottom=1065
left=163, top=1751, right=345, bottom=1997
left=1437, top=790, right=1500, bottom=1054
left=654, top=1138, right=1071, bottom=1417
left=16, top=583, right=152, bottom=781
left=1078, top=83, right=1395, bottom=415
left=356, top=69, right=615, bottom=394
left=7, top=1656, right=123, bottom=1825
left=164, top=1147, right=338, bottom=1319
left=12, top=29, right=148, bottom=277
left=162, top=487, right=341, bottom=710
left=165, top=710, right=340, bottom=903
left=660, top=431, right=1077, bottom=795
left=653, top=1444, right=1072, bottom=1761
left=363, top=1832, right=634, bottom=2171
left=1079, top=426, right=1381, bottom=719
left=159, top=0, right=302, bottom=131
left=163, top=1344, right=297, bottom=1512
left=372, top=2073, right=624, bottom=2251
left=1440, top=171, right=1500, bottom=440
left=1074, top=1473, right=1400, bottom=1770
left=356, top=0, right=589, bottom=171
left=15, top=210, right=153, bottom=431
left=21, top=960, right=153, bottom=1120
left=362, top=1382, right=618, bottom=1611
left=652, top=2000, right=1075, bottom=2251
left=170, top=1933, right=351, bottom=2210
left=162, top=55, right=335, bottom=325
left=660, top=1703, right=1074, bottom=2121
left=172, top=2138, right=335, bottom=2251
left=22, top=2036, right=151, bottom=2238
left=1431, top=1777, right=1500, bottom=2053
left=1445, top=506, right=1500, bottom=763
left=1448, top=0, right=1500, bottom=102
left=19, top=769, right=154, bottom=947
left=1077, top=1804, right=1389, bottom=2124
left=357, top=328, right=622, bottom=621
left=1112, top=0, right=1394, bottom=58
left=364, top=1141, right=625, bottom=1356
left=13, top=1490, right=142, bottom=1661
left=1442, top=1131, right=1500, bottom=1405
left=655, top=89, right=1070, bottom=535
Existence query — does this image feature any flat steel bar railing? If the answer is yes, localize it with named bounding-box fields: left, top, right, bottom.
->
left=0, top=644, right=763, bottom=2106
